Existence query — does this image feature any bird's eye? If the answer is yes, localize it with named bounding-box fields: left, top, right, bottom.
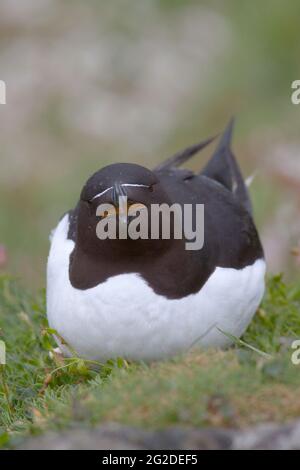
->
left=98, top=208, right=116, bottom=219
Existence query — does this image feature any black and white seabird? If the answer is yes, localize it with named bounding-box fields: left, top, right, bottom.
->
left=47, top=120, right=265, bottom=361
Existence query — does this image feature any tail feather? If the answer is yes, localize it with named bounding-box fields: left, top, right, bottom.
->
left=201, top=118, right=252, bottom=214
left=154, top=119, right=252, bottom=214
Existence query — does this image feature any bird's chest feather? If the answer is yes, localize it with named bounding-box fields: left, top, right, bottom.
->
left=46, top=215, right=265, bottom=361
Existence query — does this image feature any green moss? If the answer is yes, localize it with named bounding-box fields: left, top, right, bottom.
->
left=0, top=274, right=300, bottom=448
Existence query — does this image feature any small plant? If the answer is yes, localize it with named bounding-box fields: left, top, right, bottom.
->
left=0, top=274, right=300, bottom=448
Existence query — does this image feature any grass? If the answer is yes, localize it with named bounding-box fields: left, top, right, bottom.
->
left=0, top=0, right=299, bottom=449
left=0, top=274, right=300, bottom=448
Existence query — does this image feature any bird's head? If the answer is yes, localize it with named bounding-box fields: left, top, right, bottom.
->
left=76, top=163, right=173, bottom=258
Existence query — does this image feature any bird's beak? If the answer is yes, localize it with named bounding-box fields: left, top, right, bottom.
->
left=112, top=183, right=127, bottom=207
left=112, top=183, right=128, bottom=226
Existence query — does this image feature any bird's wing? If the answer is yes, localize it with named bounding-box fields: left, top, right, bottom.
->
left=201, top=118, right=252, bottom=214
left=154, top=135, right=216, bottom=172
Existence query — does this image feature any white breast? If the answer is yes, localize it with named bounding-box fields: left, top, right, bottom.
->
left=46, top=215, right=266, bottom=362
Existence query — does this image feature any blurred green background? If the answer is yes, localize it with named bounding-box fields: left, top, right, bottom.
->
left=0, top=0, right=300, bottom=288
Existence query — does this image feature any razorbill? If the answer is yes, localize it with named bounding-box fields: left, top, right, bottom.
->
left=47, top=120, right=266, bottom=361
